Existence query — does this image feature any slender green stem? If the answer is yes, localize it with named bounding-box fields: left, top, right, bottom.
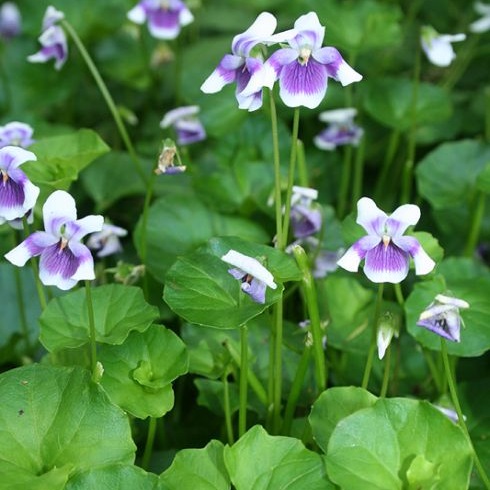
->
left=374, top=129, right=401, bottom=202
left=272, top=300, right=284, bottom=434
left=282, top=345, right=312, bottom=435
left=351, top=137, right=366, bottom=209
left=464, top=191, right=486, bottom=257
left=61, top=20, right=148, bottom=186
left=84, top=280, right=98, bottom=377
left=394, top=282, right=405, bottom=307
left=380, top=344, right=391, bottom=397
left=222, top=368, right=234, bottom=445
left=296, top=140, right=308, bottom=187
left=362, top=283, right=385, bottom=390
left=13, top=266, right=30, bottom=349
left=141, top=417, right=157, bottom=470
left=292, top=245, right=326, bottom=392
left=238, top=324, right=248, bottom=437
left=281, top=107, right=301, bottom=249
left=338, top=145, right=353, bottom=218
left=441, top=339, right=490, bottom=489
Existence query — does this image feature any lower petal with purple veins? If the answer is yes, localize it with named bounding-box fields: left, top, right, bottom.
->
left=393, top=236, right=435, bottom=276
left=243, top=278, right=267, bottom=304
left=39, top=241, right=81, bottom=290
left=364, top=242, right=410, bottom=283
left=147, top=9, right=180, bottom=39
left=0, top=173, right=25, bottom=220
left=337, top=235, right=381, bottom=272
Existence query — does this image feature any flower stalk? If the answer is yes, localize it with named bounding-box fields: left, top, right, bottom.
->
left=239, top=323, right=249, bottom=437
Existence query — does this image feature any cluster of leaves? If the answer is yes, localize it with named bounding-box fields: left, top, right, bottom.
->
left=0, top=0, right=489, bottom=488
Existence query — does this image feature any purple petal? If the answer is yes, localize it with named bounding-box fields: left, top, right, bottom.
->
left=160, top=105, right=200, bottom=128
left=0, top=122, right=34, bottom=149
left=4, top=231, right=57, bottom=266
left=231, top=12, right=278, bottom=57
left=289, top=12, right=324, bottom=51
left=68, top=215, right=104, bottom=241
left=39, top=241, right=81, bottom=290
left=0, top=169, right=39, bottom=221
left=363, top=242, right=410, bottom=283
left=174, top=119, right=206, bottom=145
left=28, top=25, right=68, bottom=70
left=417, top=306, right=461, bottom=342
left=314, top=47, right=362, bottom=86
left=69, top=241, right=96, bottom=282
left=260, top=48, right=299, bottom=89
left=337, top=235, right=381, bottom=272
left=147, top=8, right=181, bottom=39
left=0, top=2, right=21, bottom=39
left=314, top=124, right=363, bottom=151
left=201, top=54, right=242, bottom=93
left=290, top=204, right=322, bottom=238
left=0, top=145, right=36, bottom=171
left=242, top=278, right=267, bottom=304
left=392, top=235, right=435, bottom=275
left=228, top=267, right=246, bottom=281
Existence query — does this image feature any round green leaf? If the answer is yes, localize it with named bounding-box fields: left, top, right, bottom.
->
left=0, top=365, right=135, bottom=488
left=326, top=398, right=473, bottom=489
left=224, top=425, right=334, bottom=489
left=98, top=325, right=189, bottom=419
left=160, top=440, right=230, bottom=490
left=309, top=387, right=378, bottom=454
left=39, top=284, right=159, bottom=352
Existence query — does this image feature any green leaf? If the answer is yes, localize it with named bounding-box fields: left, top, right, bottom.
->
left=160, top=440, right=230, bottom=490
left=98, top=325, right=189, bottom=419
left=195, top=378, right=239, bottom=417
left=326, top=398, right=473, bottom=489
left=416, top=140, right=490, bottom=209
left=39, top=284, right=158, bottom=352
left=224, top=425, right=334, bottom=489
left=0, top=365, right=135, bottom=489
left=405, top=275, right=490, bottom=357
left=66, top=464, right=160, bottom=490
left=309, top=387, right=378, bottom=453
left=476, top=162, right=490, bottom=193
left=134, top=195, right=269, bottom=282
left=362, top=78, right=452, bottom=131
left=164, top=237, right=299, bottom=328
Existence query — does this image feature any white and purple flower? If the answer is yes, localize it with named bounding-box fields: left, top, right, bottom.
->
left=337, top=197, right=435, bottom=283
left=200, top=12, right=295, bottom=112
left=160, top=106, right=206, bottom=145
left=5, top=190, right=103, bottom=290
left=417, top=293, right=469, bottom=342
left=127, top=0, right=193, bottom=40
left=376, top=312, right=398, bottom=360
left=0, top=2, right=21, bottom=39
left=0, top=121, right=34, bottom=149
left=314, top=108, right=363, bottom=151
left=87, top=223, right=128, bottom=258
left=244, top=12, right=362, bottom=109
left=0, top=146, right=39, bottom=224
left=421, top=26, right=466, bottom=67
left=27, top=6, right=67, bottom=70
left=470, top=2, right=490, bottom=33
left=221, top=249, right=277, bottom=304
left=289, top=186, right=322, bottom=239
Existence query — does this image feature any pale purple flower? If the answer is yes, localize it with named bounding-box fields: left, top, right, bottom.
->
left=417, top=294, right=469, bottom=342
left=243, top=12, right=362, bottom=109
left=337, top=197, right=435, bottom=283
left=200, top=12, right=295, bottom=112
left=160, top=106, right=206, bottom=145
left=314, top=108, right=363, bottom=151
left=27, top=6, right=67, bottom=70
left=127, top=0, right=193, bottom=40
left=87, top=223, right=128, bottom=258
left=5, top=190, right=103, bottom=290
left=470, top=2, right=490, bottom=33
left=0, top=122, right=34, bottom=149
left=421, top=26, right=466, bottom=67
left=221, top=249, right=277, bottom=304
left=0, top=146, right=39, bottom=224
left=376, top=312, right=398, bottom=360
left=289, top=186, right=322, bottom=239
left=0, top=2, right=20, bottom=39
left=434, top=405, right=466, bottom=423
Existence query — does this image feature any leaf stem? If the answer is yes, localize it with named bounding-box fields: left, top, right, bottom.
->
left=142, top=416, right=157, bottom=470
left=222, top=368, right=234, bottom=445
left=464, top=190, right=486, bottom=257
left=238, top=323, right=248, bottom=437
left=380, top=343, right=391, bottom=397
left=84, top=280, right=97, bottom=378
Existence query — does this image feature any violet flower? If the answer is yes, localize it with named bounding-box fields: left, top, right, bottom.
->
left=470, top=2, right=490, bottom=33
left=0, top=121, right=34, bottom=149
left=87, top=223, right=128, bottom=258
left=243, top=12, right=362, bottom=109
left=0, top=2, right=20, bottom=39
left=160, top=106, right=206, bottom=145
left=337, top=197, right=435, bottom=283
left=127, top=0, right=193, bottom=40
left=417, top=293, right=469, bottom=342
left=221, top=249, right=277, bottom=304
left=421, top=26, right=466, bottom=67
left=0, top=146, right=39, bottom=224
left=5, top=190, right=103, bottom=290
left=289, top=186, right=322, bottom=239
left=201, top=12, right=295, bottom=112
left=314, top=108, right=363, bottom=151
left=27, top=6, right=67, bottom=70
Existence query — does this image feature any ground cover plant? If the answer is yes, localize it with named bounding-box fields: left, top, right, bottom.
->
left=0, top=0, right=489, bottom=488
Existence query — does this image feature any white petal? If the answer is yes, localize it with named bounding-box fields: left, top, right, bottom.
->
left=127, top=5, right=146, bottom=24
left=469, top=15, right=490, bottom=33
left=319, top=108, right=357, bottom=123
left=387, top=203, right=420, bottom=236
left=356, top=197, right=387, bottom=236
left=43, top=190, right=77, bottom=235
left=336, top=235, right=381, bottom=272
left=179, top=8, right=194, bottom=27
left=435, top=294, right=469, bottom=309
left=335, top=60, right=363, bottom=86
left=221, top=250, right=276, bottom=289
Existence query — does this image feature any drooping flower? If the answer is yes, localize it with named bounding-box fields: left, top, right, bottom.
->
left=0, top=121, right=34, bottom=149
left=160, top=106, right=206, bottom=145
left=154, top=138, right=186, bottom=174
left=314, top=108, right=363, bottom=151
left=417, top=293, right=469, bottom=342
left=376, top=312, right=399, bottom=360
left=289, top=186, right=322, bottom=239
left=0, top=2, right=21, bottom=39
left=221, top=249, right=277, bottom=304
left=87, top=223, right=128, bottom=258
left=244, top=12, right=362, bottom=109
left=420, top=26, right=466, bottom=67
left=5, top=190, right=103, bottom=290
left=27, top=6, right=67, bottom=70
left=200, top=12, right=295, bottom=112
left=337, top=197, right=435, bottom=283
left=470, top=2, right=490, bottom=33
left=127, top=0, right=193, bottom=40
left=0, top=146, right=39, bottom=224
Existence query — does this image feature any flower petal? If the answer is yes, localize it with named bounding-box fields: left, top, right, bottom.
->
left=201, top=54, right=242, bottom=93
left=470, top=15, right=490, bottom=33
left=221, top=250, right=277, bottom=289
left=318, top=108, right=357, bottom=124
left=356, top=197, right=387, bottom=236
left=385, top=203, right=420, bottom=237
left=42, top=190, right=77, bottom=236
left=38, top=242, right=80, bottom=290
left=363, top=242, right=410, bottom=283
left=242, top=278, right=267, bottom=304
left=127, top=4, right=146, bottom=24
left=0, top=169, right=39, bottom=220
left=289, top=12, right=324, bottom=51
left=417, top=306, right=461, bottom=342
left=0, top=146, right=36, bottom=170
left=4, top=231, right=57, bottom=266
left=336, top=235, right=381, bottom=272
left=69, top=241, right=96, bottom=281
left=231, top=11, right=277, bottom=56
left=313, top=47, right=362, bottom=85
left=147, top=9, right=181, bottom=39
left=160, top=105, right=200, bottom=128
left=392, top=235, right=435, bottom=276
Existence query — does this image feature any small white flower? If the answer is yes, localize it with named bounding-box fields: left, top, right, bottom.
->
left=421, top=26, right=466, bottom=67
